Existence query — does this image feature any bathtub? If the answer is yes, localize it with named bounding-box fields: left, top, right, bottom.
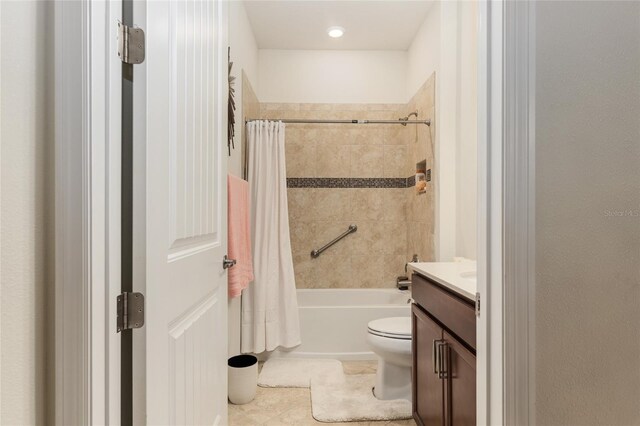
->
left=268, top=289, right=411, bottom=361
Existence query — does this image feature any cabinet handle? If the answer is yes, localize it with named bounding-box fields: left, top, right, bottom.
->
left=442, top=343, right=452, bottom=426
left=438, top=342, right=444, bottom=379
left=432, top=339, right=439, bottom=374
left=433, top=339, right=445, bottom=375
left=439, top=342, right=448, bottom=379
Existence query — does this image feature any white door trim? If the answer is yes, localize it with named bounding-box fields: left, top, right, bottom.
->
left=54, top=1, right=122, bottom=424
left=477, top=1, right=503, bottom=424
left=503, top=1, right=536, bottom=424
left=478, top=1, right=535, bottom=424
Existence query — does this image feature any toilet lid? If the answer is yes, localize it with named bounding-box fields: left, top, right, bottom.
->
left=367, top=317, right=412, bottom=339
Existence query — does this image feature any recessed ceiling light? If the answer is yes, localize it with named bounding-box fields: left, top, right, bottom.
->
left=327, top=26, right=345, bottom=38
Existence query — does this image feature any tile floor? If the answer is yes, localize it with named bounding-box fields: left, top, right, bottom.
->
left=228, top=361, right=417, bottom=426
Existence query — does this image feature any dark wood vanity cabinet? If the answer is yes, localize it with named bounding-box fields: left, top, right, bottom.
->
left=412, top=304, right=444, bottom=425
left=446, top=331, right=476, bottom=426
left=411, top=273, right=476, bottom=426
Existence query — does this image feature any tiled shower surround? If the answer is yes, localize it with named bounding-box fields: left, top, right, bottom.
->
left=243, top=74, right=436, bottom=289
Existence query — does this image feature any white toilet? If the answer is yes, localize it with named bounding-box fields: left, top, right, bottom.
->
left=366, top=316, right=412, bottom=401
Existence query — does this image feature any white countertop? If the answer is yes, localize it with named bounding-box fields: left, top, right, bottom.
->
left=408, top=262, right=477, bottom=301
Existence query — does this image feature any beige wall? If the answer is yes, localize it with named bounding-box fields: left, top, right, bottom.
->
left=263, top=75, right=436, bottom=289
left=535, top=1, right=640, bottom=424
left=1, top=1, right=55, bottom=424
left=263, top=103, right=408, bottom=289
left=288, top=185, right=408, bottom=289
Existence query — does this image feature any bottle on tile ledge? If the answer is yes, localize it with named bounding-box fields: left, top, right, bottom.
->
left=415, top=168, right=427, bottom=194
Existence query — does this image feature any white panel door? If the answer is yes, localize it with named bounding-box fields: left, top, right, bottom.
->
left=135, top=0, right=228, bottom=424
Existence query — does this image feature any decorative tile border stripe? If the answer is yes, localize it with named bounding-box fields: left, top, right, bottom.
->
left=287, top=177, right=414, bottom=189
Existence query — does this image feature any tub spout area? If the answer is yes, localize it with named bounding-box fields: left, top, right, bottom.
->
left=396, top=276, right=411, bottom=290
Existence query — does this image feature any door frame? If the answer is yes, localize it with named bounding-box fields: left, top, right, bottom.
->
left=476, top=1, right=501, bottom=423
left=477, top=0, right=536, bottom=424
left=54, top=1, right=122, bottom=424
left=55, top=1, right=536, bottom=424
left=55, top=0, right=231, bottom=424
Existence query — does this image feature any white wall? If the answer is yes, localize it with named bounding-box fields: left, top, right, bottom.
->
left=534, top=1, right=640, bottom=423
left=406, top=1, right=478, bottom=261
left=228, top=0, right=259, bottom=357
left=406, top=1, right=440, bottom=99
left=258, top=49, right=407, bottom=104
left=435, top=1, right=459, bottom=262
left=229, top=0, right=259, bottom=177
left=1, top=1, right=54, bottom=424
left=455, top=1, right=477, bottom=260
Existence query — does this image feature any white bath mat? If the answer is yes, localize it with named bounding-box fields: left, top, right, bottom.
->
left=257, top=358, right=344, bottom=388
left=310, top=374, right=412, bottom=422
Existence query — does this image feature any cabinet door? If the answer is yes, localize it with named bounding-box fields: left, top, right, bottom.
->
left=412, top=304, right=444, bottom=426
left=443, top=331, right=476, bottom=426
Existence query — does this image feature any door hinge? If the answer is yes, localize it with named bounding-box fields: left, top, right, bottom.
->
left=117, top=22, right=145, bottom=65
left=117, top=292, right=145, bottom=332
left=475, top=292, right=481, bottom=317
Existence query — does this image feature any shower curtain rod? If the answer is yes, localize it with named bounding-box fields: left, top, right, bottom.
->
left=245, top=118, right=431, bottom=126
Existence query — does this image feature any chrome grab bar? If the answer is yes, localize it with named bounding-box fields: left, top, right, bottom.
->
left=310, top=224, right=357, bottom=258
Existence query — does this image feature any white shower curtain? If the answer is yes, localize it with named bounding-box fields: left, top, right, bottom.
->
left=241, top=120, right=301, bottom=353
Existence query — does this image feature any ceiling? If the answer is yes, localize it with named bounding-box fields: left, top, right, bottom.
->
left=243, top=1, right=435, bottom=51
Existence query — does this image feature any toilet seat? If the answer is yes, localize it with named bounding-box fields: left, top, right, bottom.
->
left=367, top=317, right=412, bottom=340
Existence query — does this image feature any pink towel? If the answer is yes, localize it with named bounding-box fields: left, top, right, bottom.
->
left=227, top=174, right=254, bottom=298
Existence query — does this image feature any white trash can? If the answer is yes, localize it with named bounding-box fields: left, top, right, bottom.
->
left=228, top=355, right=258, bottom=405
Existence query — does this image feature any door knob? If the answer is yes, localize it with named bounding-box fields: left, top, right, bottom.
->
left=223, top=255, right=236, bottom=270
